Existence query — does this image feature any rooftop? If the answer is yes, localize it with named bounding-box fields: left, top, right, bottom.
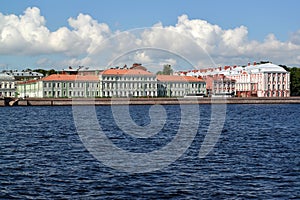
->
left=100, top=68, right=154, bottom=76
left=42, top=74, right=99, bottom=81
left=6, top=71, right=44, bottom=77
left=245, top=63, right=287, bottom=73
left=157, top=75, right=204, bottom=82
left=0, top=73, right=15, bottom=81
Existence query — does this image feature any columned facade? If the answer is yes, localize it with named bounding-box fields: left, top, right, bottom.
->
left=99, top=69, right=157, bottom=97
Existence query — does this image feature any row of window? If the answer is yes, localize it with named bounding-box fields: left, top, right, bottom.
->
left=0, top=83, right=14, bottom=89
left=268, top=84, right=286, bottom=90
left=44, top=90, right=100, bottom=97
left=158, top=83, right=205, bottom=88
left=0, top=91, right=13, bottom=97
left=266, top=91, right=287, bottom=97
left=102, top=82, right=157, bottom=89
left=44, top=82, right=99, bottom=88
left=268, top=76, right=286, bottom=82
left=102, top=76, right=156, bottom=81
left=214, top=83, right=235, bottom=88
left=102, top=91, right=157, bottom=97
left=159, top=90, right=204, bottom=97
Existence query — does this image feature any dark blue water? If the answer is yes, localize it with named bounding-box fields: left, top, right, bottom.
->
left=0, top=104, right=299, bottom=199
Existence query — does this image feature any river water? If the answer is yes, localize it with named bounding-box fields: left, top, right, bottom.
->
left=0, top=104, right=299, bottom=199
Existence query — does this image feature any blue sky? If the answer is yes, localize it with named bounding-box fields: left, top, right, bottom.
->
left=1, top=0, right=300, bottom=70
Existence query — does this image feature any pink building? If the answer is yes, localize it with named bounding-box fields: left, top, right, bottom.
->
left=205, top=75, right=236, bottom=96
left=181, top=62, right=290, bottom=97
left=229, top=63, right=290, bottom=97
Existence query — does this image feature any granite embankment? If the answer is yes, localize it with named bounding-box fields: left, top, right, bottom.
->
left=2, top=97, right=300, bottom=106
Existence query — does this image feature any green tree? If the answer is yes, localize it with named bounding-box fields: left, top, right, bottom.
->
left=156, top=64, right=173, bottom=75
left=33, top=69, right=57, bottom=76
left=288, top=67, right=300, bottom=96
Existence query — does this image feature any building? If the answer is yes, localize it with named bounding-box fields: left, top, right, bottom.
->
left=0, top=73, right=16, bottom=97
left=231, top=63, right=290, bottom=97
left=205, top=75, right=236, bottom=97
left=17, top=74, right=100, bottom=98
left=177, top=62, right=290, bottom=97
left=61, top=66, right=103, bottom=76
left=6, top=71, right=44, bottom=81
left=99, top=67, right=157, bottom=97
left=157, top=75, right=206, bottom=97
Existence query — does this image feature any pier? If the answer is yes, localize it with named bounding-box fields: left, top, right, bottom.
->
left=1, top=97, right=300, bottom=106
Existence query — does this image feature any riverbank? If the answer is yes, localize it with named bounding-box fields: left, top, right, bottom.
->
left=1, top=97, right=300, bottom=106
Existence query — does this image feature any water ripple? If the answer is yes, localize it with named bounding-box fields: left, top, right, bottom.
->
left=0, top=105, right=299, bottom=199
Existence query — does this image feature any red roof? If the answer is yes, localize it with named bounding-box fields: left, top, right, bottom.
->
left=157, top=75, right=204, bottom=82
left=42, top=74, right=99, bottom=81
left=18, top=79, right=39, bottom=85
left=100, top=69, right=153, bottom=76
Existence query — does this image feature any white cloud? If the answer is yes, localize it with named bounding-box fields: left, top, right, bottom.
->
left=1, top=7, right=300, bottom=69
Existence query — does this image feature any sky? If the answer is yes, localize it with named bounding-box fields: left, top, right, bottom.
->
left=0, top=0, right=300, bottom=72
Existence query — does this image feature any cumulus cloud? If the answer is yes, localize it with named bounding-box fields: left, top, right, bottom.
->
left=1, top=7, right=300, bottom=69
left=0, top=7, right=110, bottom=57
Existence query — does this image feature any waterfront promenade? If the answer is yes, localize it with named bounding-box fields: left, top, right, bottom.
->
left=2, top=97, right=300, bottom=106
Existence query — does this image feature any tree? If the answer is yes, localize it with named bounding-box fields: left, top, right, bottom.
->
left=289, top=67, right=300, bottom=96
left=156, top=64, right=173, bottom=75
left=33, top=69, right=57, bottom=76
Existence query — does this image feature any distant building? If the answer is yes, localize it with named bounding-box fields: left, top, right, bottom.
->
left=177, top=62, right=290, bottom=97
left=99, top=67, right=157, bottom=97
left=6, top=71, right=44, bottom=81
left=0, top=73, right=16, bottom=97
left=61, top=66, right=103, bottom=76
left=205, top=75, right=236, bottom=97
left=157, top=75, right=206, bottom=97
left=231, top=63, right=290, bottom=97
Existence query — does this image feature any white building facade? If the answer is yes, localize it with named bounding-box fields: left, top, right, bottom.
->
left=157, top=75, right=206, bottom=97
left=229, top=63, right=290, bottom=97
left=178, top=63, right=290, bottom=97
left=0, top=73, right=16, bottom=97
left=99, top=68, right=157, bottom=97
